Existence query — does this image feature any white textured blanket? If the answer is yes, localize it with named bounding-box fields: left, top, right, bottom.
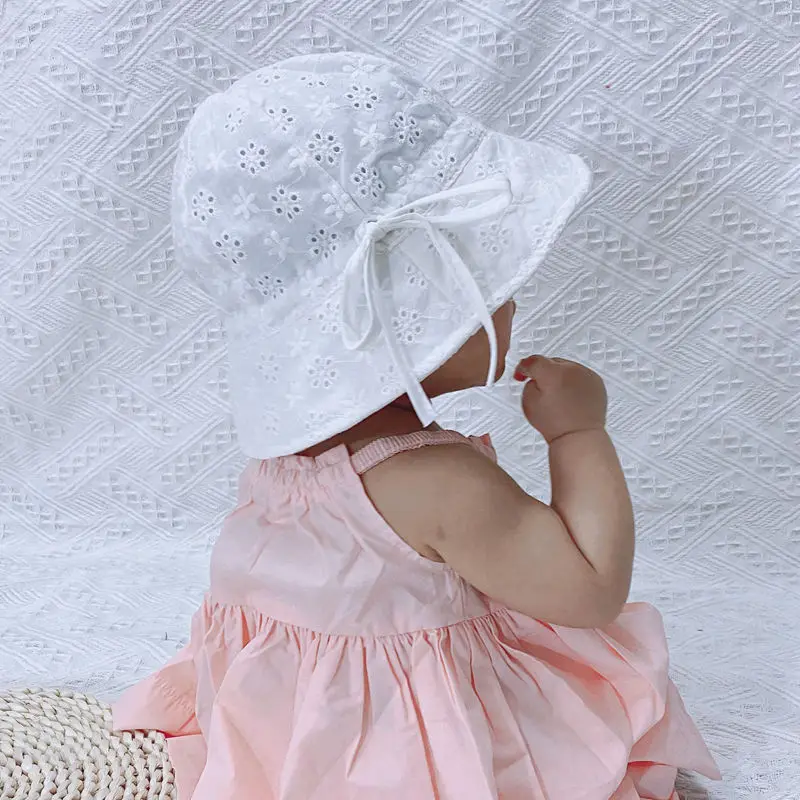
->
left=1, top=2, right=798, bottom=797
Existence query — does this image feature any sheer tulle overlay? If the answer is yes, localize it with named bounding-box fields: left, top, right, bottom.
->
left=114, top=432, right=719, bottom=799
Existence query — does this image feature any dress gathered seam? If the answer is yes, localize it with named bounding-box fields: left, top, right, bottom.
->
left=204, top=593, right=501, bottom=641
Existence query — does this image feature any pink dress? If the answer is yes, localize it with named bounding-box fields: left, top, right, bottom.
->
left=114, top=430, right=720, bottom=799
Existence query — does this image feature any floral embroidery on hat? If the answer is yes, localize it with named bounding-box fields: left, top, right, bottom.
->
left=233, top=188, right=260, bottom=220
left=224, top=105, right=247, bottom=133
left=391, top=111, right=422, bottom=147
left=350, top=163, right=385, bottom=200
left=238, top=141, right=269, bottom=175
left=255, top=274, right=285, bottom=300
left=191, top=189, right=216, bottom=223
left=307, top=130, right=343, bottom=167
left=269, top=186, right=303, bottom=220
left=307, top=227, right=339, bottom=259
left=213, top=231, right=246, bottom=266
left=264, top=104, right=296, bottom=132
left=392, top=307, right=424, bottom=345
left=344, top=83, right=380, bottom=111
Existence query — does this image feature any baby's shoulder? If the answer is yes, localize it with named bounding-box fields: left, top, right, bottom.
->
left=358, top=438, right=517, bottom=560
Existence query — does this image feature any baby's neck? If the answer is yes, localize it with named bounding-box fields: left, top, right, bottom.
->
left=298, top=404, right=439, bottom=458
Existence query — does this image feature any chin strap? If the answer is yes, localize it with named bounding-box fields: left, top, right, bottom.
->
left=341, top=176, right=512, bottom=425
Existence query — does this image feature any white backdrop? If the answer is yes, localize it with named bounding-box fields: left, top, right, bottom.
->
left=1, top=1, right=799, bottom=797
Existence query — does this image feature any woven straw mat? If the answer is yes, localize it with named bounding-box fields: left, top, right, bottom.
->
left=0, top=689, right=174, bottom=799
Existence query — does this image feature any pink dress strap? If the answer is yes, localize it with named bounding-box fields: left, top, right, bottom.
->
left=351, top=430, right=495, bottom=475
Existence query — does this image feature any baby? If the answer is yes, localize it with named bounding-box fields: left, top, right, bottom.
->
left=114, top=52, right=719, bottom=799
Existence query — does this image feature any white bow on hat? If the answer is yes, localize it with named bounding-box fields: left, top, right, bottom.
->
left=341, top=176, right=513, bottom=424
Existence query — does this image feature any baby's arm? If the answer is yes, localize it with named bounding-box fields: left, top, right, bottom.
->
left=427, top=429, right=633, bottom=628
left=364, top=358, right=634, bottom=628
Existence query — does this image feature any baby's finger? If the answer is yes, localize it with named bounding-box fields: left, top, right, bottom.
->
left=513, top=355, right=549, bottom=381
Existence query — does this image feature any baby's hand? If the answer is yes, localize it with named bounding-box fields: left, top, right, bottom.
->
left=514, top=356, right=607, bottom=443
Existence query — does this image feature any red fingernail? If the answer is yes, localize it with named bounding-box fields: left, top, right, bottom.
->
left=513, top=370, right=526, bottom=382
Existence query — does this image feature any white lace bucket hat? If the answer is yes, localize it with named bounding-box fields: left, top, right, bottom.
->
left=172, top=52, right=590, bottom=458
